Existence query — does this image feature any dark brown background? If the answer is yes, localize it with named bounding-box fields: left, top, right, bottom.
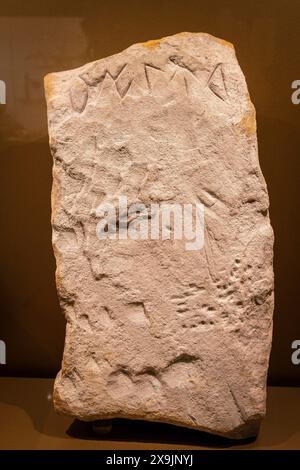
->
left=0, top=0, right=299, bottom=385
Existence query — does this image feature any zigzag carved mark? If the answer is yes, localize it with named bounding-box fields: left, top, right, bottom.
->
left=144, top=63, right=163, bottom=90
left=80, top=63, right=128, bottom=86
left=115, top=79, right=133, bottom=99
left=169, top=55, right=199, bottom=82
left=207, top=63, right=228, bottom=102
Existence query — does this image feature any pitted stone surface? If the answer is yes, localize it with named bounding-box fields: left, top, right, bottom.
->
left=45, top=32, right=274, bottom=439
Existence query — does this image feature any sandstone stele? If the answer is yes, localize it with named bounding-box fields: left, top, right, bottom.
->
left=45, top=32, right=274, bottom=439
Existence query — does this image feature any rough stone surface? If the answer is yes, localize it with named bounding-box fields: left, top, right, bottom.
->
left=45, top=32, right=274, bottom=439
